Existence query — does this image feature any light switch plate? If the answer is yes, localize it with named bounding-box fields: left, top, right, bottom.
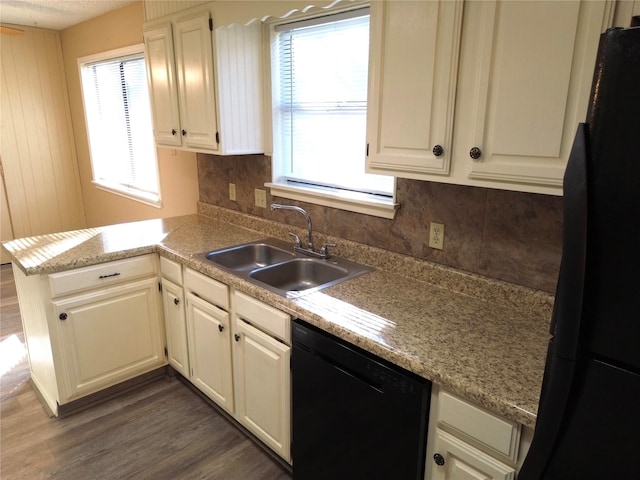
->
left=229, top=183, right=236, bottom=201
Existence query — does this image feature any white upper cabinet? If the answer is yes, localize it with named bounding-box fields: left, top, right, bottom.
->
left=173, top=9, right=220, bottom=151
left=453, top=0, right=614, bottom=194
left=143, top=4, right=263, bottom=154
left=367, top=0, right=613, bottom=195
left=366, top=0, right=463, bottom=177
left=144, top=23, right=182, bottom=147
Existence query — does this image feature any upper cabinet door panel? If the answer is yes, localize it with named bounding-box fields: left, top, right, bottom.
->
left=459, top=0, right=613, bottom=189
left=144, top=24, right=181, bottom=147
left=174, top=12, right=219, bottom=151
left=366, top=1, right=463, bottom=177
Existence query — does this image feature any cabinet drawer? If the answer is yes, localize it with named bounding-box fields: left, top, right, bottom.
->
left=438, top=391, right=521, bottom=461
left=233, top=291, right=290, bottom=344
left=49, top=255, right=157, bottom=298
left=184, top=268, right=228, bottom=310
left=160, top=256, right=183, bottom=285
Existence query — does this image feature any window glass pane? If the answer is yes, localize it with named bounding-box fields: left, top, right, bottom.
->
left=274, top=10, right=393, bottom=196
left=80, top=51, right=159, bottom=203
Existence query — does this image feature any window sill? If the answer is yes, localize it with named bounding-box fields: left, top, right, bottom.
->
left=93, top=181, right=162, bottom=208
left=265, top=182, right=399, bottom=219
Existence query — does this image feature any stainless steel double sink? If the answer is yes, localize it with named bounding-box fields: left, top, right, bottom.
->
left=199, top=238, right=372, bottom=297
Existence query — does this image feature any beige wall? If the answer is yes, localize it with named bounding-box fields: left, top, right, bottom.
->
left=60, top=1, right=198, bottom=228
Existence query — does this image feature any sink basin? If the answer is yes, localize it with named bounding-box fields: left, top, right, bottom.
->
left=250, top=258, right=349, bottom=292
left=201, top=238, right=372, bottom=296
left=205, top=242, right=294, bottom=270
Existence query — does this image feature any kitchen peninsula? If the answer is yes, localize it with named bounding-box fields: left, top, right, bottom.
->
left=4, top=203, right=551, bottom=431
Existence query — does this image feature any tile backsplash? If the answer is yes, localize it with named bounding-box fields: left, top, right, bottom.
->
left=198, top=153, right=562, bottom=293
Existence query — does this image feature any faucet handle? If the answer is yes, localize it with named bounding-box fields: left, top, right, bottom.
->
left=288, top=232, right=302, bottom=247
left=320, top=243, right=336, bottom=257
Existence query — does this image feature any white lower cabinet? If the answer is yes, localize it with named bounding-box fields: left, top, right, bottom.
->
left=425, top=387, right=529, bottom=480
left=14, top=254, right=166, bottom=415
left=52, top=277, right=165, bottom=402
left=185, top=291, right=234, bottom=412
left=173, top=266, right=292, bottom=463
left=430, top=429, right=515, bottom=480
left=232, top=290, right=291, bottom=462
left=183, top=267, right=234, bottom=413
left=161, top=257, right=189, bottom=377
left=161, top=277, right=189, bottom=377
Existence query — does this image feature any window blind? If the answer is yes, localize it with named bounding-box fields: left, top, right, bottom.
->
left=273, top=8, right=393, bottom=196
left=81, top=53, right=159, bottom=202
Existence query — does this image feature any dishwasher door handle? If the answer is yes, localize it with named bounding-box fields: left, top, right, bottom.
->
left=316, top=352, right=383, bottom=393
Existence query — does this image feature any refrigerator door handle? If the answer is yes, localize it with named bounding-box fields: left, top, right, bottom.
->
left=550, top=123, right=588, bottom=360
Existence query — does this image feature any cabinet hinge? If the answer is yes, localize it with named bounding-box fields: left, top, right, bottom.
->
left=209, top=17, right=213, bottom=31
left=366, top=143, right=369, bottom=156
left=215, top=132, right=220, bottom=144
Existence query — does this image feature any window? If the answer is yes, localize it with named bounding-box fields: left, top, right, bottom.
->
left=79, top=45, right=160, bottom=206
left=269, top=8, right=397, bottom=218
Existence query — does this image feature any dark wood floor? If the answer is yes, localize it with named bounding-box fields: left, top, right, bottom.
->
left=0, top=264, right=291, bottom=480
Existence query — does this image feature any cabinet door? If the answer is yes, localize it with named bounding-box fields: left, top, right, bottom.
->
left=429, top=429, right=515, bottom=480
left=366, top=1, right=463, bottom=178
left=53, top=278, right=165, bottom=402
left=185, top=292, right=234, bottom=413
left=144, top=23, right=182, bottom=147
left=162, top=278, right=189, bottom=377
left=174, top=10, right=219, bottom=151
left=456, top=0, right=613, bottom=192
left=233, top=318, right=291, bottom=462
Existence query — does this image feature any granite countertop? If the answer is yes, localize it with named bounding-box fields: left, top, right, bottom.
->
left=2, top=206, right=553, bottom=429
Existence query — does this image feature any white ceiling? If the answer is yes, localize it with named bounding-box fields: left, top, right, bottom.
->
left=0, top=0, right=136, bottom=31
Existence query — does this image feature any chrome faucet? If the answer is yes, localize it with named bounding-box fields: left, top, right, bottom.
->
left=270, top=203, right=335, bottom=259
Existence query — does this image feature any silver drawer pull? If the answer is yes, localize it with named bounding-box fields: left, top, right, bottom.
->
left=98, top=272, right=121, bottom=279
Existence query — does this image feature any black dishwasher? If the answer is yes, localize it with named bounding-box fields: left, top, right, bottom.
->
left=292, top=319, right=431, bottom=480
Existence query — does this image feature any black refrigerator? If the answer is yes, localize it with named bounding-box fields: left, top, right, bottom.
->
left=519, top=26, right=640, bottom=480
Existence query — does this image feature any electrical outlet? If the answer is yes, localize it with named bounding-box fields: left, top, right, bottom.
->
left=429, top=222, right=445, bottom=250
left=229, top=183, right=236, bottom=201
left=254, top=189, right=267, bottom=208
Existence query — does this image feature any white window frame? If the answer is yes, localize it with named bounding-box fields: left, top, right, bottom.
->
left=78, top=44, right=161, bottom=208
left=264, top=4, right=399, bottom=219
